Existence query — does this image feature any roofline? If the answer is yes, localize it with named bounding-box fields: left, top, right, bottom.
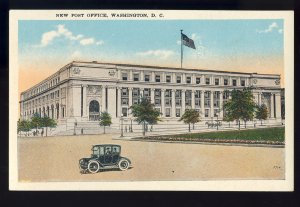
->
left=21, top=60, right=281, bottom=94
left=72, top=60, right=281, bottom=76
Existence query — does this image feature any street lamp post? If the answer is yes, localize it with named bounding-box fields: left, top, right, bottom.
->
left=130, top=118, right=133, bottom=132
left=120, top=114, right=124, bottom=137
left=73, top=121, right=77, bottom=135
left=216, top=112, right=219, bottom=130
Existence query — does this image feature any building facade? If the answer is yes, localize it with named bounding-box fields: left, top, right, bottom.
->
left=20, top=61, right=283, bottom=134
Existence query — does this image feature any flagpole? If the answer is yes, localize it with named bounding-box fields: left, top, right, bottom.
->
left=180, top=29, right=183, bottom=69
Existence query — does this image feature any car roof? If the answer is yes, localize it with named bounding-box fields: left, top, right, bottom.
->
left=93, top=144, right=121, bottom=148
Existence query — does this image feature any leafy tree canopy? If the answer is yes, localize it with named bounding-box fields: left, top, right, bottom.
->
left=99, top=111, right=112, bottom=126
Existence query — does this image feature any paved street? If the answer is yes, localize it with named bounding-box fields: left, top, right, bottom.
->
left=18, top=134, right=285, bottom=182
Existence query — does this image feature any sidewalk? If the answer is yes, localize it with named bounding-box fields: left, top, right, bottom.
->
left=112, top=124, right=284, bottom=141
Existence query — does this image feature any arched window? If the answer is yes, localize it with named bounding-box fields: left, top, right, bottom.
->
left=89, top=100, right=100, bottom=121
left=56, top=103, right=59, bottom=119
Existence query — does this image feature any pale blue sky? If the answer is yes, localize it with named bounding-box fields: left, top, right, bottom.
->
left=18, top=19, right=284, bottom=72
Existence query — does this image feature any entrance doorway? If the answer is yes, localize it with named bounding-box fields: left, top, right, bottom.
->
left=89, top=100, right=100, bottom=121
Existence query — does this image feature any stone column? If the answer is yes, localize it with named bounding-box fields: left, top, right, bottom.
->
left=182, top=73, right=186, bottom=84
left=101, top=86, right=106, bottom=112
left=219, top=91, right=223, bottom=119
left=192, top=74, right=196, bottom=84
left=200, top=91, right=205, bottom=118
left=161, top=89, right=165, bottom=117
left=150, top=88, right=155, bottom=104
left=82, top=85, right=87, bottom=118
left=172, top=73, right=176, bottom=83
left=270, top=93, right=275, bottom=118
left=210, top=91, right=214, bottom=118
left=275, top=93, right=282, bottom=119
left=128, top=87, right=133, bottom=107
left=162, top=72, right=165, bottom=82
left=117, top=87, right=122, bottom=118
left=182, top=89, right=186, bottom=113
left=129, top=70, right=133, bottom=81
left=117, top=69, right=121, bottom=80
left=151, top=72, right=155, bottom=82
left=172, top=89, right=176, bottom=117
left=258, top=92, right=262, bottom=105
left=191, top=90, right=195, bottom=109
left=140, top=70, right=144, bottom=81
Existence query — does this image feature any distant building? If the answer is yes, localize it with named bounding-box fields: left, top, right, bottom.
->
left=20, top=61, right=283, bottom=134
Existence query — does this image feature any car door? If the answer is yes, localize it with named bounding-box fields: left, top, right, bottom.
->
left=111, top=146, right=120, bottom=164
left=103, top=146, right=113, bottom=164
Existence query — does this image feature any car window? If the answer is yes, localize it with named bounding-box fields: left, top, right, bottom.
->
left=99, top=146, right=104, bottom=155
left=92, top=146, right=100, bottom=155
left=105, top=146, right=112, bottom=155
left=112, top=146, right=120, bottom=154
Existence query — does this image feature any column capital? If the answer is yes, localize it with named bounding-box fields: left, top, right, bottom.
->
left=151, top=88, right=156, bottom=91
left=82, top=84, right=88, bottom=88
left=172, top=89, right=176, bottom=92
left=117, top=87, right=122, bottom=90
left=181, top=89, right=186, bottom=92
left=161, top=88, right=166, bottom=92
left=128, top=87, right=133, bottom=90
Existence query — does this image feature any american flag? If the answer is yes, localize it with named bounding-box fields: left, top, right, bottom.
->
left=181, top=33, right=196, bottom=49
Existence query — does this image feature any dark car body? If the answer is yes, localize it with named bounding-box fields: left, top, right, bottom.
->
left=79, top=144, right=131, bottom=173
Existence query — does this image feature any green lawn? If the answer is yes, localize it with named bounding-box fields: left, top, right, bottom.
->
left=171, top=127, right=285, bottom=142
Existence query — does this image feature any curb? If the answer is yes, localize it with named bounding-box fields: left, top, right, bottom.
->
left=113, top=137, right=285, bottom=148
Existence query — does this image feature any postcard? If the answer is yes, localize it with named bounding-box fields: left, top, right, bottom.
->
left=9, top=10, right=294, bottom=191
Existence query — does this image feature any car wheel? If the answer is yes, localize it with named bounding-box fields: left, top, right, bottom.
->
left=88, top=161, right=100, bottom=174
left=118, top=159, right=130, bottom=171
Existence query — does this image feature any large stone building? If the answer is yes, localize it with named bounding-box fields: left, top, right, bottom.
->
left=20, top=61, right=283, bottom=135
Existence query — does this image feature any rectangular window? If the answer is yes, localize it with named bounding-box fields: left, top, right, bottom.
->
left=176, top=108, right=181, bottom=117
left=206, top=78, right=210, bottom=85
left=241, top=80, right=245, bottom=86
left=133, top=74, right=139, bottom=81
left=205, top=109, right=209, bottom=117
left=186, top=76, right=191, bottom=84
left=122, top=108, right=128, bottom=117
left=224, top=79, right=228, bottom=85
left=214, top=109, right=219, bottom=117
left=165, top=108, right=171, bottom=117
left=232, top=79, right=237, bottom=86
left=177, top=76, right=181, bottom=83
left=122, top=88, right=128, bottom=96
left=215, top=78, right=219, bottom=85
left=166, top=75, right=171, bottom=83
left=122, top=73, right=128, bottom=81
left=155, top=75, right=160, bottom=82
left=204, top=91, right=211, bottom=107
left=196, top=77, right=201, bottom=84
left=145, top=74, right=150, bottom=82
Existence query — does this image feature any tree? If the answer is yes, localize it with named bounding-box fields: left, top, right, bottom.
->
left=17, top=119, right=32, bottom=136
left=223, top=88, right=256, bottom=130
left=99, top=111, right=112, bottom=134
left=223, top=111, right=234, bottom=128
left=31, top=112, right=42, bottom=134
left=40, top=116, right=57, bottom=137
left=130, top=96, right=161, bottom=137
left=179, top=109, right=200, bottom=132
left=255, top=104, right=268, bottom=126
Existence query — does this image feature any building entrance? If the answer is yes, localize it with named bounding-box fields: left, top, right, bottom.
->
left=89, top=100, right=100, bottom=121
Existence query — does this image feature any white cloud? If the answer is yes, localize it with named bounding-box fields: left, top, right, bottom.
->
left=96, top=40, right=104, bottom=45
left=136, top=49, right=175, bottom=59
left=80, top=38, right=95, bottom=45
left=257, top=22, right=281, bottom=34
left=40, top=30, right=60, bottom=47
left=278, top=29, right=283, bottom=34
left=36, top=24, right=102, bottom=47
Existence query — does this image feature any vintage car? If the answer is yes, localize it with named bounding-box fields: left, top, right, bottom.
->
left=79, top=144, right=131, bottom=173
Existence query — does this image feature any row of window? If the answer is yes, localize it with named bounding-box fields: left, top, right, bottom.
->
left=24, top=90, right=60, bottom=109
left=121, top=72, right=246, bottom=86
left=24, top=104, right=65, bottom=119
left=120, top=88, right=230, bottom=108
left=121, top=107, right=221, bottom=118
left=25, top=76, right=60, bottom=99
